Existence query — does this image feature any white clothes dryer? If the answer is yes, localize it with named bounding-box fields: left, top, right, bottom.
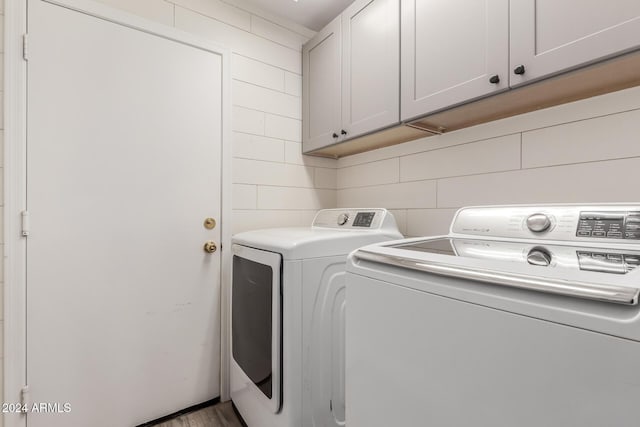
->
left=230, top=209, right=402, bottom=427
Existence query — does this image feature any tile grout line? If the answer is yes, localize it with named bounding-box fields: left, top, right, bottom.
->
left=232, top=52, right=303, bottom=77
left=519, top=132, right=523, bottom=169
left=173, top=4, right=304, bottom=56
left=336, top=105, right=640, bottom=170
left=233, top=105, right=301, bottom=122
left=337, top=153, right=640, bottom=191
left=233, top=78, right=301, bottom=100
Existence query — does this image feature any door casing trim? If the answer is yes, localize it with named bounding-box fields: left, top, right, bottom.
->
left=3, top=2, right=234, bottom=426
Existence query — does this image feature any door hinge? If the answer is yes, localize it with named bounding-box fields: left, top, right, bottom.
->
left=21, top=210, right=30, bottom=237
left=21, top=385, right=30, bottom=410
left=23, top=34, right=29, bottom=61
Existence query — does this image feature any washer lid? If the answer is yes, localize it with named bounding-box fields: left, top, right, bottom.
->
left=351, top=236, right=640, bottom=305
left=232, top=227, right=403, bottom=260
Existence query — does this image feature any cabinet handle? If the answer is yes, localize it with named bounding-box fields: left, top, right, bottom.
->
left=341, top=129, right=347, bottom=136
left=513, top=65, right=526, bottom=75
left=489, top=74, right=500, bottom=84
left=332, top=132, right=339, bottom=138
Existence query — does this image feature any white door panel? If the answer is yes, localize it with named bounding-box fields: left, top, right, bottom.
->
left=342, top=0, right=400, bottom=139
left=510, top=0, right=640, bottom=86
left=401, top=0, right=508, bottom=121
left=303, top=17, right=342, bottom=153
left=27, top=1, right=223, bottom=426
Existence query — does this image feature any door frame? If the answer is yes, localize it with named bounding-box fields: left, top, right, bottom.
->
left=3, top=1, right=233, bottom=426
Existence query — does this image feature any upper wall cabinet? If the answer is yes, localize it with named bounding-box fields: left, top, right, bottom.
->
left=304, top=0, right=640, bottom=158
left=303, top=0, right=400, bottom=154
left=401, top=0, right=509, bottom=122
left=510, top=0, right=640, bottom=87
left=302, top=16, right=342, bottom=152
left=341, top=0, right=400, bottom=140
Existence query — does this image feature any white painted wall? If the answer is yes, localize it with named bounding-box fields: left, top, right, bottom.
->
left=336, top=86, right=640, bottom=237
left=0, top=1, right=336, bottom=425
left=1, top=0, right=6, bottom=422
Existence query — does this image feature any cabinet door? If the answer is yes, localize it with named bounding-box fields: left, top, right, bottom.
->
left=510, top=0, right=640, bottom=86
left=401, top=0, right=508, bottom=121
left=342, top=0, right=400, bottom=139
left=303, top=16, right=342, bottom=153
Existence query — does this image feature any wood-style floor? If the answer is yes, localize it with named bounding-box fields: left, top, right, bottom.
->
left=152, top=402, right=244, bottom=427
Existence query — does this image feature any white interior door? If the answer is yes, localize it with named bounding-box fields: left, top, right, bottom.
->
left=26, top=1, right=223, bottom=426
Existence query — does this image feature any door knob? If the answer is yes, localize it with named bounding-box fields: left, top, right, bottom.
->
left=513, top=65, right=525, bottom=75
left=489, top=74, right=500, bottom=84
left=203, top=241, right=217, bottom=253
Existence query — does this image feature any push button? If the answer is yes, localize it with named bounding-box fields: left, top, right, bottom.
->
left=607, top=254, right=623, bottom=263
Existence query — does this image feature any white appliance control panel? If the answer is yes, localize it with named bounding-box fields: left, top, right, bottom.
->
left=451, top=204, right=640, bottom=244
left=312, top=208, right=396, bottom=231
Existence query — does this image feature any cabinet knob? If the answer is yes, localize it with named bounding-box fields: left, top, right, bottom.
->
left=513, top=65, right=526, bottom=75
left=341, top=129, right=347, bottom=136
left=332, top=132, right=339, bottom=138
left=489, top=74, right=500, bottom=84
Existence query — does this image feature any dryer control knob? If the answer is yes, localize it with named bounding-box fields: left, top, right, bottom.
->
left=337, top=213, right=349, bottom=226
left=527, top=247, right=552, bottom=267
left=526, top=213, right=552, bottom=233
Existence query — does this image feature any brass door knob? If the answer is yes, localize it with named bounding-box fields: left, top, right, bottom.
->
left=203, top=241, right=217, bottom=253
left=204, top=218, right=216, bottom=229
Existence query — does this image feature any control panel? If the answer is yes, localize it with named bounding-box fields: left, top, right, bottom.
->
left=312, top=208, right=396, bottom=231
left=451, top=204, right=640, bottom=243
left=576, top=211, right=640, bottom=240
left=396, top=237, right=640, bottom=275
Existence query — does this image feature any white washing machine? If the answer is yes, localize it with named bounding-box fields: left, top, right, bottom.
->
left=346, top=204, right=640, bottom=427
left=230, top=208, right=402, bottom=427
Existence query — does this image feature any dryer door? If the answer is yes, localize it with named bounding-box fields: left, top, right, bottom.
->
left=231, top=245, right=282, bottom=413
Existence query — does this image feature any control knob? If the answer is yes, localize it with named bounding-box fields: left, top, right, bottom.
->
left=527, top=247, right=552, bottom=267
left=337, top=213, right=349, bottom=226
left=526, top=213, right=552, bottom=233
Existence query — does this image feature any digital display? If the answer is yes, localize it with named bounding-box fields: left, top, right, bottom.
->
left=353, top=212, right=375, bottom=227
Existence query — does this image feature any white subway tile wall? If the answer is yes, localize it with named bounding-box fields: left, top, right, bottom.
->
left=336, top=86, right=640, bottom=237
left=249, top=15, right=309, bottom=50
left=337, top=158, right=400, bottom=189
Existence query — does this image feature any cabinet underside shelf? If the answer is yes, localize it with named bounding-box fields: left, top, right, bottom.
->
left=306, top=50, right=640, bottom=159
